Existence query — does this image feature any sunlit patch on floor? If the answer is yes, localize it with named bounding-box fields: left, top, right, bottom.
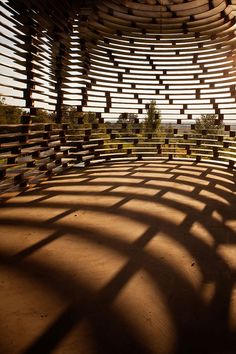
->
left=162, top=191, right=206, bottom=211
left=120, top=199, right=186, bottom=225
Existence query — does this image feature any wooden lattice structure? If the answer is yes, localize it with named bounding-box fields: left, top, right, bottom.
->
left=0, top=0, right=236, bottom=194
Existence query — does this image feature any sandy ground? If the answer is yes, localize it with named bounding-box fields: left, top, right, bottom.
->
left=0, top=160, right=236, bottom=354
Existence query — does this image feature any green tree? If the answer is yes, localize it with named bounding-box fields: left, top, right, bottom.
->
left=62, top=107, right=97, bottom=125
left=0, top=97, right=56, bottom=124
left=117, top=112, right=128, bottom=124
left=166, top=123, right=174, bottom=137
left=117, top=113, right=138, bottom=124
left=33, top=108, right=54, bottom=123
left=0, top=96, right=22, bottom=124
left=127, top=113, right=138, bottom=124
left=84, top=111, right=98, bottom=124
left=62, top=105, right=77, bottom=122
left=144, top=100, right=161, bottom=132
left=195, top=114, right=224, bottom=135
left=117, top=112, right=138, bottom=135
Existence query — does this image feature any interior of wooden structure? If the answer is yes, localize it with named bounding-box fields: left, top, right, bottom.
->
left=0, top=2, right=236, bottom=354
left=0, top=0, right=236, bottom=194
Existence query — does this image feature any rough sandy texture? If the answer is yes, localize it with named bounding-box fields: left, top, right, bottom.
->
left=0, top=160, right=236, bottom=354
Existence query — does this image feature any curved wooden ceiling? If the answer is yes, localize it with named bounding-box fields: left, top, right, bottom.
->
left=1, top=0, right=236, bottom=121
left=79, top=0, right=236, bottom=37
left=74, top=0, right=236, bottom=120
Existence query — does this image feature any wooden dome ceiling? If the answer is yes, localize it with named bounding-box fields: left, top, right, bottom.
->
left=79, top=0, right=236, bottom=38
left=1, top=0, right=236, bottom=121
left=9, top=0, right=235, bottom=38
left=73, top=0, right=236, bottom=120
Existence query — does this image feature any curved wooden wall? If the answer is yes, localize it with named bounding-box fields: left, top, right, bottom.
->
left=78, top=0, right=236, bottom=122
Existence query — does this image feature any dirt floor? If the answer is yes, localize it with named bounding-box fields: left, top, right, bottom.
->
left=0, top=160, right=236, bottom=354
